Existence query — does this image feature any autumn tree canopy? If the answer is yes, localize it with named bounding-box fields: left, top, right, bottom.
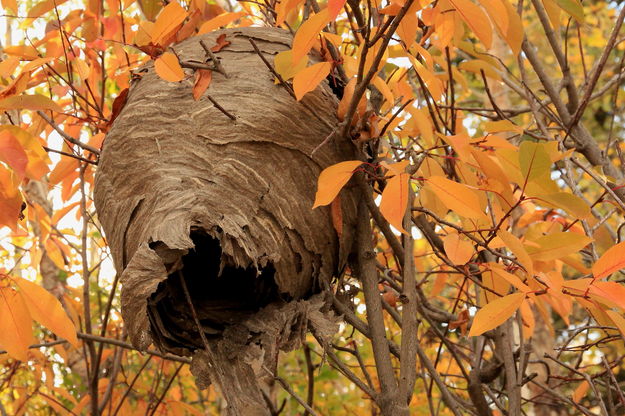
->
left=1, top=0, right=625, bottom=414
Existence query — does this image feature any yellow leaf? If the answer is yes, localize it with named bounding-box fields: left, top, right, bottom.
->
left=151, top=1, right=188, bottom=45
left=459, top=60, right=501, bottom=81
left=592, top=241, right=625, bottom=280
left=14, top=277, right=79, bottom=348
left=293, top=62, right=332, bottom=101
left=538, top=192, right=591, bottom=220
left=526, top=232, right=592, bottom=262
left=483, top=119, right=522, bottom=135
left=198, top=12, right=247, bottom=35
left=154, top=52, right=185, bottom=82
left=0, top=287, right=34, bottom=361
left=449, top=0, right=493, bottom=49
left=313, top=161, right=362, bottom=208
left=443, top=233, right=474, bottom=265
left=292, top=9, right=330, bottom=64
left=425, top=176, right=487, bottom=220
left=380, top=173, right=410, bottom=234
left=274, top=50, right=308, bottom=81
left=0, top=94, right=63, bottom=113
left=468, top=292, right=525, bottom=336
left=497, top=230, right=534, bottom=276
left=519, top=141, right=551, bottom=183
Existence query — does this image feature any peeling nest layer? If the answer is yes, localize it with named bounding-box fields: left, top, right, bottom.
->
left=93, top=27, right=358, bottom=357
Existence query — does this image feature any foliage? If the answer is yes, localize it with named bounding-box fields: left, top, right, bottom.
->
left=1, top=0, right=625, bottom=414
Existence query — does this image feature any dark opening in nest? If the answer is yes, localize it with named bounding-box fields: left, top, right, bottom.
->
left=146, top=230, right=282, bottom=351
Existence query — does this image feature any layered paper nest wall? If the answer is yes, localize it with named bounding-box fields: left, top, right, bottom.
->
left=93, top=27, right=357, bottom=399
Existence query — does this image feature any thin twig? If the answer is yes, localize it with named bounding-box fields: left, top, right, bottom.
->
left=206, top=94, right=236, bottom=120
left=199, top=39, right=229, bottom=78
left=263, top=365, right=319, bottom=416
left=248, top=38, right=296, bottom=99
left=36, top=110, right=101, bottom=155
left=42, top=146, right=97, bottom=164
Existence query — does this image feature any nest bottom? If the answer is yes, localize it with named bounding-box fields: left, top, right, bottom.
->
left=146, top=230, right=282, bottom=351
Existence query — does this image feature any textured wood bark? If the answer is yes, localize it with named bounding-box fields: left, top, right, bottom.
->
left=93, top=27, right=357, bottom=412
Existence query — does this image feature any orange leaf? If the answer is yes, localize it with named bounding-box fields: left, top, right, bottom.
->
left=0, top=130, right=28, bottom=179
left=525, top=232, right=592, bottom=262
left=488, top=263, right=531, bottom=293
left=0, top=57, right=19, bottom=77
left=27, top=0, right=69, bottom=18
left=193, top=69, right=213, bottom=101
left=500, top=0, right=523, bottom=55
left=293, top=62, right=332, bottom=100
left=468, top=292, right=525, bottom=336
left=49, top=157, right=80, bottom=186
left=0, top=94, right=63, bottom=113
left=497, top=230, right=534, bottom=276
left=198, top=12, right=247, bottom=34
left=479, top=0, right=509, bottom=37
left=0, top=71, right=30, bottom=100
left=154, top=52, right=185, bottom=82
left=328, top=0, right=347, bottom=19
left=330, top=196, right=343, bottom=237
left=151, top=1, right=188, bottom=45
left=572, top=380, right=589, bottom=404
left=372, top=76, right=394, bottom=107
left=313, top=160, right=362, bottom=208
left=1, top=0, right=17, bottom=13
left=425, top=176, right=487, bottom=220
left=44, top=237, right=66, bottom=269
left=337, top=78, right=366, bottom=121
left=2, top=45, right=39, bottom=60
left=0, top=165, right=23, bottom=231
left=0, top=287, right=34, bottom=361
left=443, top=233, right=473, bottom=265
left=592, top=241, right=625, bottom=280
left=448, top=0, right=493, bottom=49
left=276, top=0, right=306, bottom=26
left=292, top=8, right=330, bottom=64
left=211, top=34, right=231, bottom=52
left=396, top=1, right=420, bottom=48
left=379, top=173, right=409, bottom=234
left=14, top=277, right=79, bottom=348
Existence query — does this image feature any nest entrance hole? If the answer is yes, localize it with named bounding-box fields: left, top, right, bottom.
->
left=147, top=230, right=281, bottom=351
